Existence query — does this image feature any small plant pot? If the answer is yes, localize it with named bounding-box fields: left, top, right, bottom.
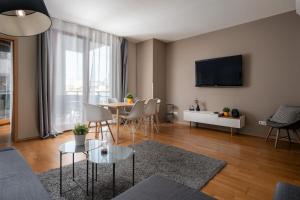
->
left=74, top=135, right=86, bottom=146
left=223, top=112, right=230, bottom=117
left=127, top=98, right=133, bottom=104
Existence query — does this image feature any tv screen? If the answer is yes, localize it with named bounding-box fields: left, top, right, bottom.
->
left=195, top=55, right=243, bottom=87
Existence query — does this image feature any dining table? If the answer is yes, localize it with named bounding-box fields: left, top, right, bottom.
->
left=99, top=102, right=134, bottom=144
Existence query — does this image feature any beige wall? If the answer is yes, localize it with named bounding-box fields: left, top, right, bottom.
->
left=128, top=42, right=137, bottom=95
left=166, top=11, right=300, bottom=137
left=153, top=39, right=167, bottom=119
left=17, top=36, right=39, bottom=139
left=136, top=39, right=154, bottom=99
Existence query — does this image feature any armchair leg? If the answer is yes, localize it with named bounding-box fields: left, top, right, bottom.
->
left=106, top=121, right=115, bottom=142
left=293, top=129, right=300, bottom=143
left=265, top=127, right=273, bottom=142
left=275, top=129, right=280, bottom=148
left=286, top=129, right=292, bottom=144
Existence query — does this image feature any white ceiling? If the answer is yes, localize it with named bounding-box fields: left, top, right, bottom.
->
left=44, top=0, right=296, bottom=42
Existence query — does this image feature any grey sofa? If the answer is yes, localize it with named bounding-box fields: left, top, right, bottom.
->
left=0, top=146, right=50, bottom=200
left=113, top=175, right=215, bottom=200
left=273, top=182, right=300, bottom=200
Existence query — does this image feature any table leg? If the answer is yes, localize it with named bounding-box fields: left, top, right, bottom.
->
left=60, top=152, right=62, bottom=196
left=231, top=127, right=233, bottom=136
left=86, top=158, right=89, bottom=196
left=113, top=163, right=115, bottom=197
left=116, top=108, right=120, bottom=144
left=96, top=164, right=97, bottom=182
left=132, top=153, right=135, bottom=186
left=72, top=153, right=75, bottom=181
left=92, top=163, right=94, bottom=200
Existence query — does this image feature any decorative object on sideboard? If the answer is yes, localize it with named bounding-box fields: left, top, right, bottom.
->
left=189, top=105, right=195, bottom=111
left=231, top=109, right=240, bottom=118
left=73, top=123, right=89, bottom=146
left=223, top=107, right=231, bottom=117
left=0, top=0, right=52, bottom=36
left=194, top=98, right=201, bottom=111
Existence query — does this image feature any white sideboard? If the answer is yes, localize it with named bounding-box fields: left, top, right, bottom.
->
left=183, top=110, right=245, bottom=136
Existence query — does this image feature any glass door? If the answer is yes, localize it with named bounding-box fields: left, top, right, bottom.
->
left=0, top=39, right=13, bottom=144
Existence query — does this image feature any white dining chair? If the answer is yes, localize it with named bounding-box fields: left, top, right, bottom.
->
left=84, top=103, right=115, bottom=142
left=120, top=100, right=146, bottom=144
left=144, top=98, right=159, bottom=133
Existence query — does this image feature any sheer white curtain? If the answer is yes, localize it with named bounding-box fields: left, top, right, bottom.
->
left=48, top=18, right=122, bottom=132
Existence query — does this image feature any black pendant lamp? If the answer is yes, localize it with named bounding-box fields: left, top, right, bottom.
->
left=0, top=0, right=51, bottom=37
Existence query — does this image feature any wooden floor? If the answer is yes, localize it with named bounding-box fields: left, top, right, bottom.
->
left=0, top=124, right=10, bottom=145
left=2, top=123, right=300, bottom=200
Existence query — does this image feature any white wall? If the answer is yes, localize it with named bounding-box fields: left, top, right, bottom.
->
left=128, top=42, right=137, bottom=95
left=136, top=39, right=154, bottom=99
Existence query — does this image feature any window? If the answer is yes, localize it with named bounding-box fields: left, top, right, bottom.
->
left=89, top=44, right=111, bottom=104
left=52, top=33, right=114, bottom=131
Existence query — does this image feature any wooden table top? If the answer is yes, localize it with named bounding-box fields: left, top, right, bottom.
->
left=99, top=102, right=134, bottom=108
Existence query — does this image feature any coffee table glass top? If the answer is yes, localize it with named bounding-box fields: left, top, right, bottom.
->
left=88, top=145, right=134, bottom=164
left=59, top=139, right=103, bottom=153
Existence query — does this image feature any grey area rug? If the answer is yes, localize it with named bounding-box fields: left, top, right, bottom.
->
left=39, top=140, right=226, bottom=200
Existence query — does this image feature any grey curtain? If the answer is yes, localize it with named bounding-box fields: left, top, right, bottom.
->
left=121, top=38, right=128, bottom=100
left=37, top=32, right=52, bottom=138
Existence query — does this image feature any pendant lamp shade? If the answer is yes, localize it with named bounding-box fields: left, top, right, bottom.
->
left=0, top=0, right=51, bottom=37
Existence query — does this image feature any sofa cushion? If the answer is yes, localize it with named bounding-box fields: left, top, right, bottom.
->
left=270, top=105, right=300, bottom=124
left=0, top=147, right=50, bottom=200
left=113, top=175, right=215, bottom=200
left=274, top=182, right=300, bottom=200
left=0, top=146, right=15, bottom=152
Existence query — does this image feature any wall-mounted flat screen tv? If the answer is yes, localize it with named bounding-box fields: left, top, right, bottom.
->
left=195, top=55, right=243, bottom=87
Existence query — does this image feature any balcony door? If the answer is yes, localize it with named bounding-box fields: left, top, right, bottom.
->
left=0, top=38, right=15, bottom=144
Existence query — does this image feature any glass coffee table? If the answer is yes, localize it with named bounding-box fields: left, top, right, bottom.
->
left=58, top=139, right=103, bottom=196
left=88, top=145, right=135, bottom=199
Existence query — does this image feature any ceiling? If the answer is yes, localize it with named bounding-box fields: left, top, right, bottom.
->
left=44, top=0, right=296, bottom=42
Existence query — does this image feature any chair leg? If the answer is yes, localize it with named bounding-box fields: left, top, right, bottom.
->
left=95, top=122, right=99, bottom=139
left=130, top=121, right=136, bottom=146
left=265, top=127, right=273, bottom=142
left=153, top=115, right=159, bottom=134
left=151, top=116, right=154, bottom=133
left=293, top=129, right=300, bottom=143
left=99, top=122, right=103, bottom=140
left=106, top=121, right=115, bottom=142
left=286, top=129, right=292, bottom=144
left=275, top=129, right=280, bottom=148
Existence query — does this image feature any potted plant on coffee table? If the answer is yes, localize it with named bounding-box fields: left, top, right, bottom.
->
left=73, top=123, right=89, bottom=146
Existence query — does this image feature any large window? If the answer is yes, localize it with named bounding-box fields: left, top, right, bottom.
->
left=50, top=25, right=120, bottom=132
left=48, top=19, right=121, bottom=132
